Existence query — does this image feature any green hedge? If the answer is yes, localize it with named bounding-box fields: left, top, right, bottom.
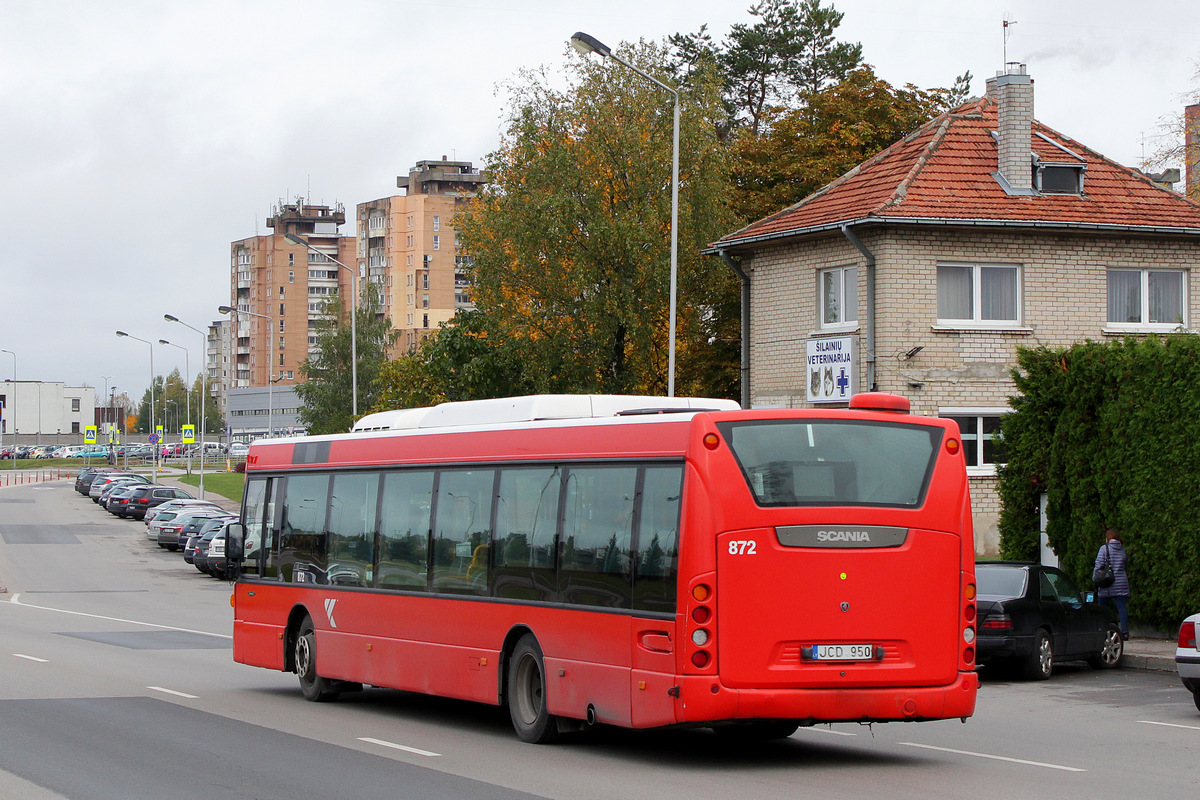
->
left=998, top=335, right=1200, bottom=631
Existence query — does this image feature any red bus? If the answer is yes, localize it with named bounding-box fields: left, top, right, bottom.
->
left=226, top=393, right=977, bottom=742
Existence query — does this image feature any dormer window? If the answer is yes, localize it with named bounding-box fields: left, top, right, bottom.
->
left=1036, top=163, right=1084, bottom=195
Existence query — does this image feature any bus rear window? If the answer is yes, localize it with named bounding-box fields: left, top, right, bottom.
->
left=716, top=419, right=942, bottom=507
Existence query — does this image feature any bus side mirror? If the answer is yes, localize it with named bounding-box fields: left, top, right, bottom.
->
left=226, top=522, right=245, bottom=562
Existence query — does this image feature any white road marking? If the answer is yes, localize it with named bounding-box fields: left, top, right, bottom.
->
left=13, top=653, right=49, bottom=663
left=358, top=737, right=442, bottom=757
left=6, top=594, right=231, bottom=639
left=899, top=742, right=1085, bottom=772
left=1139, top=720, right=1200, bottom=731
left=148, top=686, right=199, bottom=700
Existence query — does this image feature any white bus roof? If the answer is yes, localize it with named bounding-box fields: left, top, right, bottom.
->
left=352, top=394, right=741, bottom=432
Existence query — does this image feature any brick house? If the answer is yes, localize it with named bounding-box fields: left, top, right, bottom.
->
left=707, top=65, right=1200, bottom=555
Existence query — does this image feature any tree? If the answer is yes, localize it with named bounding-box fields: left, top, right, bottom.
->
left=454, top=41, right=741, bottom=399
left=730, top=66, right=968, bottom=222
left=672, top=0, right=863, bottom=136
left=295, top=287, right=398, bottom=435
left=372, top=309, right=532, bottom=410
left=1145, top=60, right=1200, bottom=198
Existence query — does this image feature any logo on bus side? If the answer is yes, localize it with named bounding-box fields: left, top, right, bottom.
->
left=775, top=525, right=909, bottom=548
left=324, top=598, right=338, bottom=629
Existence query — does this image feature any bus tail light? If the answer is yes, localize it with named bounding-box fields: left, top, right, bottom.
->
left=1179, top=620, right=1197, bottom=649
left=691, top=651, right=710, bottom=668
left=688, top=581, right=714, bottom=672
left=691, top=629, right=710, bottom=647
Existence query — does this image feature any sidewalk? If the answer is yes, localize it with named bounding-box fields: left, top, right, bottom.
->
left=1122, top=636, right=1178, bottom=672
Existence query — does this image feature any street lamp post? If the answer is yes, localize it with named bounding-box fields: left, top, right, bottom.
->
left=284, top=233, right=358, bottom=416
left=115, top=331, right=157, bottom=485
left=219, top=305, right=273, bottom=440
left=159, top=338, right=191, bottom=476
left=100, top=375, right=112, bottom=437
left=1, top=349, right=14, bottom=468
left=570, top=31, right=680, bottom=397
left=165, top=314, right=208, bottom=499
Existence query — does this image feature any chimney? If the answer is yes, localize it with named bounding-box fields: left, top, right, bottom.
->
left=986, top=64, right=1034, bottom=192
left=1186, top=103, right=1200, bottom=201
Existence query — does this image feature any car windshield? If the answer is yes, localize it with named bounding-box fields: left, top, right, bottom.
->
left=976, top=565, right=1029, bottom=600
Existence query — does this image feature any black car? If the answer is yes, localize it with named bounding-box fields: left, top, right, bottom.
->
left=176, top=513, right=236, bottom=551
left=975, top=561, right=1124, bottom=680
left=75, top=467, right=116, bottom=494
left=116, top=485, right=194, bottom=519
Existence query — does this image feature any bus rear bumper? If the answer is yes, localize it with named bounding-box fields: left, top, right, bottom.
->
left=675, top=670, right=978, bottom=725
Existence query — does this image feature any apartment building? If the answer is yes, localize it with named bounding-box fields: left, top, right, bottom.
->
left=708, top=66, right=1200, bottom=554
left=229, top=200, right=356, bottom=388
left=357, top=158, right=487, bottom=353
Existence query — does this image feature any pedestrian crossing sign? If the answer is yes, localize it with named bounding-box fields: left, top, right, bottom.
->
left=182, top=425, right=196, bottom=444
left=84, top=425, right=97, bottom=444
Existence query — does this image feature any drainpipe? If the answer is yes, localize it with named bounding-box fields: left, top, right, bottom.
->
left=717, top=250, right=751, bottom=408
left=839, top=224, right=877, bottom=392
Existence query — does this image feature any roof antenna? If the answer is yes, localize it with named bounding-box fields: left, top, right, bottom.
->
left=1003, top=15, right=1016, bottom=67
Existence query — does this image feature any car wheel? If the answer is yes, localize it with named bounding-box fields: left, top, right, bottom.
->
left=712, top=722, right=800, bottom=741
left=295, top=616, right=339, bottom=702
left=1088, top=624, right=1124, bottom=670
left=1022, top=629, right=1053, bottom=680
left=1193, top=691, right=1200, bottom=714
left=507, top=633, right=560, bottom=743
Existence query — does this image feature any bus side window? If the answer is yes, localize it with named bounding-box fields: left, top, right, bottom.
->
left=279, top=473, right=331, bottom=584
left=559, top=465, right=637, bottom=609
left=493, top=467, right=560, bottom=602
left=377, top=470, right=433, bottom=591
left=328, top=472, right=380, bottom=587
left=632, top=465, right=683, bottom=613
left=430, top=469, right=495, bottom=595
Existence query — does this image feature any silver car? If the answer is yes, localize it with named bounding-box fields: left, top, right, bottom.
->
left=1177, top=612, right=1200, bottom=713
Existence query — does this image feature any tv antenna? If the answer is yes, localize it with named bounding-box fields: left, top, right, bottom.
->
left=1003, top=16, right=1017, bottom=65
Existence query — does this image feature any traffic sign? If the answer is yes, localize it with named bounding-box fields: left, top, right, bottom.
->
left=84, top=425, right=98, bottom=444
left=182, top=425, right=196, bottom=444
left=148, top=432, right=160, bottom=445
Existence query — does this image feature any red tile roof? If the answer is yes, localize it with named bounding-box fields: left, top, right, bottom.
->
left=715, top=96, right=1200, bottom=249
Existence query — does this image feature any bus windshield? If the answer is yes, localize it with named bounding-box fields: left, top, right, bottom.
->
left=717, top=419, right=941, bottom=508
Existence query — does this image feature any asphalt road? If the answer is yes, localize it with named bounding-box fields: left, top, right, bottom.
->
left=1, top=479, right=1198, bottom=800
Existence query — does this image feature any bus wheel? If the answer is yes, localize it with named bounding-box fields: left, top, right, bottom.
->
left=712, top=722, right=799, bottom=741
left=507, top=634, right=560, bottom=744
left=295, top=616, right=340, bottom=702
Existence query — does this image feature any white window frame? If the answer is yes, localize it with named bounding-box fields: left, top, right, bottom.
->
left=818, top=265, right=858, bottom=331
left=940, top=406, right=1008, bottom=477
left=936, top=262, right=1023, bottom=329
left=1105, top=267, right=1188, bottom=333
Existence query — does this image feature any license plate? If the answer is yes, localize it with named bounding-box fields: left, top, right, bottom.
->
left=812, top=643, right=874, bottom=661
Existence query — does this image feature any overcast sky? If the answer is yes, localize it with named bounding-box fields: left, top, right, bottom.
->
left=1, top=0, right=1196, bottom=409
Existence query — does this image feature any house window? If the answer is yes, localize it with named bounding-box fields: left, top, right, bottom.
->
left=937, top=263, right=1020, bottom=325
left=71, top=398, right=80, bottom=412
left=288, top=253, right=294, bottom=267
left=940, top=408, right=1008, bottom=475
left=433, top=216, right=441, bottom=231
left=289, top=271, right=295, bottom=284
left=433, top=235, right=440, bottom=251
left=819, top=265, right=857, bottom=328
left=1107, top=268, right=1185, bottom=329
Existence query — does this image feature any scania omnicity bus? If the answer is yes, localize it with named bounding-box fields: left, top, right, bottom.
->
left=225, top=393, right=977, bottom=743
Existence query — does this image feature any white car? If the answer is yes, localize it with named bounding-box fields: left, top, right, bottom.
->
left=1177, top=612, right=1200, bottom=713
left=144, top=498, right=225, bottom=525
left=227, top=442, right=250, bottom=458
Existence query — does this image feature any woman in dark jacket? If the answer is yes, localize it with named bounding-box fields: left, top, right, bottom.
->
left=1094, top=528, right=1130, bottom=638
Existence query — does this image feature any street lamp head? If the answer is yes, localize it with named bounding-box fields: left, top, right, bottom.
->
left=283, top=233, right=306, bottom=247
left=164, top=314, right=180, bottom=323
left=158, top=339, right=171, bottom=345
left=570, top=31, right=611, bottom=58
left=218, top=305, right=235, bottom=314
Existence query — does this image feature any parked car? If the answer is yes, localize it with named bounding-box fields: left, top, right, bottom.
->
left=175, top=511, right=237, bottom=551
left=114, top=485, right=194, bottom=519
left=103, top=483, right=147, bottom=512
left=192, top=526, right=227, bottom=576
left=95, top=478, right=148, bottom=506
left=185, top=517, right=235, bottom=568
left=975, top=561, right=1124, bottom=679
left=75, top=467, right=116, bottom=494
left=157, top=509, right=229, bottom=550
left=226, top=442, right=250, bottom=458
left=88, top=473, right=147, bottom=502
left=144, top=498, right=225, bottom=526
left=202, top=526, right=231, bottom=578
left=1176, top=612, right=1200, bottom=712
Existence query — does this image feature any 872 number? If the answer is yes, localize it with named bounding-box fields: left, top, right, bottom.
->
left=727, top=540, right=757, bottom=555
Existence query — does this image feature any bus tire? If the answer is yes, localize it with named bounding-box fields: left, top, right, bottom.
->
left=507, top=634, right=560, bottom=744
left=712, top=722, right=799, bottom=741
left=295, top=616, right=340, bottom=702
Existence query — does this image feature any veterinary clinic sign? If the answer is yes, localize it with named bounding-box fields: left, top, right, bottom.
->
left=805, top=335, right=857, bottom=404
